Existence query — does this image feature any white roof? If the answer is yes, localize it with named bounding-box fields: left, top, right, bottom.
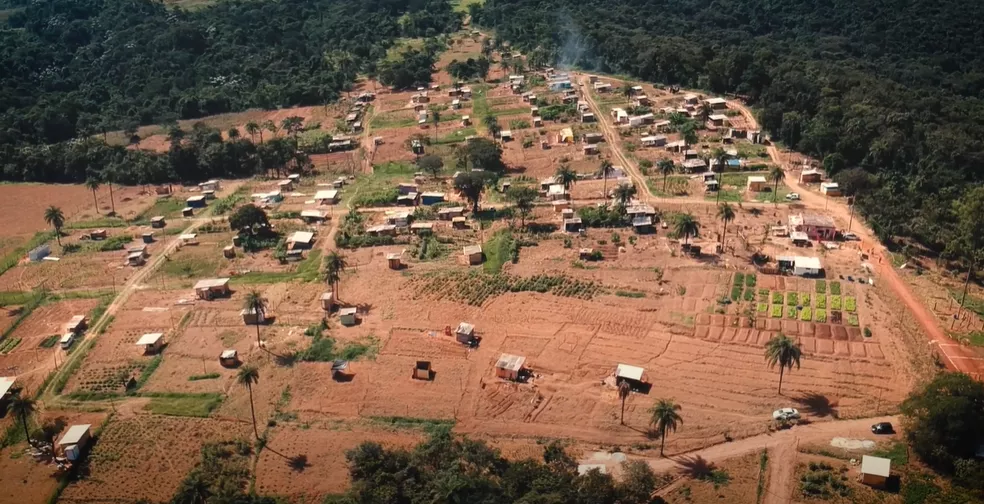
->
left=641, top=136, right=662, bottom=143
left=861, top=455, right=891, bottom=477
left=548, top=184, right=566, bottom=196
left=821, top=182, right=839, bottom=188
left=411, top=222, right=434, bottom=229
left=709, top=114, right=728, bottom=121
left=136, top=333, right=164, bottom=346
left=457, top=322, right=475, bottom=335
left=501, top=130, right=512, bottom=137
left=287, top=174, right=301, bottom=180
left=339, top=307, right=358, bottom=316
left=0, top=377, right=15, bottom=398
left=289, top=231, right=314, bottom=244
left=616, top=364, right=645, bottom=381
left=194, top=278, right=230, bottom=289
left=68, top=315, right=85, bottom=326
left=706, top=97, right=727, bottom=104
left=127, top=251, right=144, bottom=259
left=386, top=253, right=401, bottom=260
left=795, top=256, right=823, bottom=270
left=421, top=192, right=445, bottom=198
left=179, top=233, right=197, bottom=240
left=463, top=245, right=482, bottom=255
left=314, top=189, right=339, bottom=200
left=496, top=353, right=526, bottom=371
left=58, top=424, right=92, bottom=446
left=186, top=195, right=205, bottom=202
left=790, top=231, right=810, bottom=241
left=300, top=210, right=326, bottom=218
left=60, top=333, right=74, bottom=343
left=278, top=180, right=292, bottom=186
left=578, top=464, right=608, bottom=475
left=747, top=176, right=767, bottom=183
left=221, top=349, right=237, bottom=359
left=367, top=224, right=397, bottom=233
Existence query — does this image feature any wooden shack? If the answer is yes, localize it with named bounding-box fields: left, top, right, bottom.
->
left=495, top=353, right=526, bottom=381
left=413, top=361, right=432, bottom=380
left=136, top=333, right=164, bottom=354
left=194, top=278, right=231, bottom=300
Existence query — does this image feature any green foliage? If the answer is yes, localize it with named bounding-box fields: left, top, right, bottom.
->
left=143, top=393, right=223, bottom=417
left=847, top=313, right=859, bottom=326
left=786, top=306, right=798, bottom=319
left=745, top=274, right=756, bottom=287
left=830, top=282, right=841, bottom=295
left=730, top=285, right=742, bottom=301
left=772, top=292, right=783, bottom=304
left=188, top=373, right=221, bottom=381
left=615, top=290, right=646, bottom=298
left=483, top=229, right=518, bottom=274
left=578, top=205, right=628, bottom=228
left=733, top=272, right=744, bottom=286
left=800, top=293, right=810, bottom=306
left=743, top=288, right=755, bottom=302
left=757, top=303, right=768, bottom=313
left=873, top=442, right=908, bottom=466
left=210, top=192, right=246, bottom=216
left=786, top=292, right=798, bottom=306
left=816, top=295, right=826, bottom=309
left=816, top=280, right=826, bottom=294
left=408, top=270, right=605, bottom=306
left=799, top=307, right=812, bottom=321
left=229, top=205, right=270, bottom=235
left=38, top=335, right=60, bottom=349
left=94, top=234, right=133, bottom=252
left=815, top=309, right=827, bottom=323
left=771, top=305, right=782, bottom=318
left=0, top=337, right=22, bottom=354
left=844, top=296, right=857, bottom=312
left=830, top=295, right=842, bottom=310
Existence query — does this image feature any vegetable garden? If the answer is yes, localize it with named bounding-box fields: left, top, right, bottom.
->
left=408, top=270, right=606, bottom=306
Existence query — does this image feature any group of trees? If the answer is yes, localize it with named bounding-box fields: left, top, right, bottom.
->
left=446, top=56, right=492, bottom=81
left=473, top=0, right=984, bottom=261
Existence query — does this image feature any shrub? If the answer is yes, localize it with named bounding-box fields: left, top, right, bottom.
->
left=863, top=327, right=872, bottom=338
left=734, top=272, right=745, bottom=286
left=830, top=281, right=841, bottom=295
left=771, top=305, right=782, bottom=318
left=830, top=295, right=842, bottom=310
left=772, top=292, right=783, bottom=304
left=786, top=292, right=798, bottom=306
left=845, top=297, right=857, bottom=312
left=800, top=307, right=812, bottom=321
left=816, top=280, right=826, bottom=294
left=743, top=288, right=755, bottom=301
left=816, top=296, right=826, bottom=309
left=815, top=309, right=827, bottom=323
left=757, top=303, right=768, bottom=313
left=745, top=274, right=756, bottom=287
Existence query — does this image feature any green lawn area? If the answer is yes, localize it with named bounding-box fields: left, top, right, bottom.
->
left=450, top=0, right=484, bottom=13
left=734, top=142, right=770, bottom=159
left=370, top=113, right=417, bottom=129
left=705, top=190, right=742, bottom=202
left=491, top=107, right=531, bottom=118
left=646, top=176, right=688, bottom=198
left=482, top=230, right=516, bottom=274
left=433, top=127, right=477, bottom=145
left=143, top=393, right=223, bottom=417
left=753, top=185, right=791, bottom=203
left=133, top=196, right=190, bottom=222
left=949, top=288, right=984, bottom=318
left=232, top=250, right=323, bottom=284
left=162, top=254, right=222, bottom=279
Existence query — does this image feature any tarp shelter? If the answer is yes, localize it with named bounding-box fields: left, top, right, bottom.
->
left=861, top=455, right=891, bottom=488
left=151, top=216, right=166, bottom=228
left=28, top=244, right=50, bottom=262
left=559, top=128, right=574, bottom=144
left=58, top=424, right=92, bottom=461
left=339, top=307, right=358, bottom=326
left=220, top=349, right=238, bottom=367
left=314, top=190, right=339, bottom=205
left=194, top=278, right=230, bottom=300
left=60, top=333, right=75, bottom=349
left=179, top=233, right=198, bottom=245
left=421, top=192, right=446, bottom=205
left=616, top=364, right=646, bottom=388
left=790, top=231, right=810, bottom=246
left=747, top=176, right=767, bottom=192
left=300, top=210, right=327, bottom=223
left=495, top=353, right=526, bottom=381
left=456, top=322, right=475, bottom=343
left=127, top=251, right=146, bottom=266
left=331, top=359, right=349, bottom=378
left=136, top=333, right=164, bottom=354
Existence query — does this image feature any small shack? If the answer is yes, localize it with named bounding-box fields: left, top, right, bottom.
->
left=300, top=210, right=328, bottom=224
left=413, top=361, right=432, bottom=380
left=632, top=215, right=653, bottom=233
left=437, top=207, right=464, bottom=220
left=615, top=363, right=646, bottom=389
left=142, top=233, right=154, bottom=244
left=58, top=424, right=92, bottom=461
left=223, top=245, right=236, bottom=259
left=860, top=455, right=891, bottom=488
left=182, top=207, right=194, bottom=217
left=59, top=333, right=75, bottom=350
left=455, top=322, right=475, bottom=344
left=641, top=135, right=667, bottom=147
left=800, top=169, right=823, bottom=183
left=747, top=176, right=768, bottom=192
left=564, top=217, right=583, bottom=233
left=136, top=332, right=164, bottom=354
left=89, top=229, right=108, bottom=240
left=339, top=307, right=358, bottom=326
left=463, top=245, right=483, bottom=265
left=547, top=184, right=568, bottom=201
left=820, top=182, right=842, bottom=196
left=314, top=190, right=340, bottom=205
left=28, top=244, right=50, bottom=262
left=387, top=253, right=402, bottom=270
left=66, top=315, right=87, bottom=335
left=127, top=251, right=146, bottom=266
left=219, top=349, right=238, bottom=367
left=241, top=306, right=266, bottom=325
left=186, top=195, right=207, bottom=208
left=410, top=222, right=434, bottom=235
left=421, top=192, right=446, bottom=206
left=199, top=180, right=221, bottom=192
left=179, top=233, right=198, bottom=245
left=331, top=359, right=350, bottom=379
left=0, top=376, right=15, bottom=403
left=277, top=180, right=294, bottom=192
left=194, top=278, right=231, bottom=300
left=495, top=353, right=526, bottom=381
left=778, top=256, right=823, bottom=277
left=320, top=292, right=335, bottom=312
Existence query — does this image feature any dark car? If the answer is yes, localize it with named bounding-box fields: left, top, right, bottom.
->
left=871, top=422, right=894, bottom=434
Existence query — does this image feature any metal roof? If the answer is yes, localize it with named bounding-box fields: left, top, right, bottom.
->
left=289, top=231, right=314, bottom=244
left=861, top=455, right=891, bottom=477
left=194, top=278, right=230, bottom=290
left=136, top=333, right=164, bottom=346
left=463, top=245, right=482, bottom=256
left=616, top=364, right=645, bottom=381
left=58, top=424, right=92, bottom=446
left=0, top=377, right=15, bottom=398
left=221, top=349, right=237, bottom=359
left=457, top=322, right=475, bottom=335
left=496, top=353, right=526, bottom=372
left=314, top=190, right=339, bottom=200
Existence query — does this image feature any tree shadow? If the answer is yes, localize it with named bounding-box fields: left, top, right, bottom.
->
left=287, top=454, right=310, bottom=472
left=272, top=350, right=299, bottom=368
left=675, top=455, right=716, bottom=478
left=793, top=392, right=839, bottom=419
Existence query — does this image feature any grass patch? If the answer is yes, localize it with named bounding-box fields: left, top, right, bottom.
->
left=733, top=272, right=745, bottom=286
left=770, top=305, right=783, bottom=318
left=730, top=285, right=743, bottom=301
left=772, top=291, right=783, bottom=304
left=786, top=292, right=798, bottom=306
left=490, top=107, right=530, bottom=118
left=188, top=373, right=221, bottom=381
left=39, top=334, right=60, bottom=349
left=696, top=469, right=731, bottom=489
left=847, top=314, right=859, bottom=326
left=231, top=249, right=322, bottom=284
left=51, top=339, right=95, bottom=394
left=756, top=450, right=768, bottom=503
left=133, top=196, right=187, bottom=222
left=143, top=393, right=223, bottom=417
left=482, top=230, right=518, bottom=274
left=745, top=273, right=756, bottom=287
left=615, top=290, right=646, bottom=298
left=0, top=231, right=56, bottom=278
left=162, top=254, right=222, bottom=279
left=816, top=296, right=826, bottom=309
left=830, top=281, right=841, bottom=295
left=872, top=442, right=908, bottom=466
left=368, top=416, right=454, bottom=433
left=815, top=280, right=826, bottom=294
left=669, top=312, right=695, bottom=327
left=800, top=307, right=812, bottom=321
left=135, top=355, right=163, bottom=389
left=756, top=303, right=768, bottom=313
left=815, top=309, right=827, bottom=323
left=705, top=189, right=742, bottom=202
left=800, top=293, right=810, bottom=306
left=830, top=295, right=842, bottom=310
left=373, top=161, right=417, bottom=176
left=65, top=217, right=128, bottom=229
left=0, top=337, right=21, bottom=354
left=758, top=288, right=769, bottom=301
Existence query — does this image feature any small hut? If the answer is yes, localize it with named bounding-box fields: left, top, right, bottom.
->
left=413, top=361, right=432, bottom=380
left=495, top=353, right=526, bottom=381
left=58, top=425, right=92, bottom=461
left=241, top=307, right=266, bottom=325
left=136, top=333, right=165, bottom=354
left=219, top=349, right=238, bottom=367
left=615, top=363, right=646, bottom=389
left=194, top=278, right=231, bottom=300
left=387, top=253, right=402, bottom=270
left=65, top=315, right=87, bottom=335
left=860, top=456, right=891, bottom=488
left=463, top=245, right=483, bottom=265
left=339, top=307, right=358, bottom=326
left=320, top=292, right=335, bottom=311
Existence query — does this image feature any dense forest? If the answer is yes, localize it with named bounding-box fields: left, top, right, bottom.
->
left=473, top=0, right=984, bottom=258
left=0, top=0, right=458, bottom=181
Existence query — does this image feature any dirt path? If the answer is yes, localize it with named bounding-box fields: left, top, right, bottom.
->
left=642, top=415, right=895, bottom=475
left=763, top=439, right=799, bottom=504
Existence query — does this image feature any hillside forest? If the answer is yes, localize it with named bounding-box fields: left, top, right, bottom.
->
left=1, top=0, right=983, bottom=261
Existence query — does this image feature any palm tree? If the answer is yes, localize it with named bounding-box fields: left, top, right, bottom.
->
left=620, top=84, right=633, bottom=100
left=617, top=380, right=631, bottom=425
left=323, top=251, right=348, bottom=302
left=769, top=166, right=785, bottom=205
left=228, top=127, right=241, bottom=140
left=713, top=148, right=728, bottom=203
left=237, top=365, right=260, bottom=439
left=242, top=290, right=267, bottom=346
left=765, top=333, right=802, bottom=395
left=657, top=159, right=675, bottom=192
left=649, top=399, right=683, bottom=457
left=430, top=108, right=441, bottom=140
left=699, top=102, right=712, bottom=123
left=263, top=120, right=279, bottom=140
left=85, top=178, right=101, bottom=215
left=8, top=397, right=36, bottom=446
left=555, top=164, right=577, bottom=192
left=673, top=212, right=700, bottom=246
left=483, top=115, right=500, bottom=139
left=717, top=203, right=736, bottom=245
left=612, top=183, right=637, bottom=211
left=44, top=206, right=65, bottom=245
left=245, top=121, right=260, bottom=143
left=599, top=159, right=614, bottom=198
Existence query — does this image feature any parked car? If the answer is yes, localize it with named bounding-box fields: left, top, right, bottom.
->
left=841, top=232, right=859, bottom=241
left=871, top=422, right=894, bottom=434
left=772, top=407, right=800, bottom=420
left=785, top=192, right=800, bottom=201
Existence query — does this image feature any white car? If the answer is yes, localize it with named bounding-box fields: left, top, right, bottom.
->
left=772, top=407, right=800, bottom=420
left=841, top=232, right=859, bottom=241
left=785, top=192, right=801, bottom=201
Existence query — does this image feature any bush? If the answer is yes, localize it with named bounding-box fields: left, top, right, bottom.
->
left=745, top=274, right=756, bottom=287
left=816, top=280, right=826, bottom=294
left=772, top=292, right=783, bottom=304
left=815, top=309, right=827, bottom=323
left=787, top=292, right=798, bottom=306
left=845, top=297, right=857, bottom=312
left=743, top=288, right=755, bottom=301
left=830, top=295, right=842, bottom=310
left=830, top=281, right=841, bottom=295
left=816, top=296, right=826, bottom=309
left=578, top=205, right=628, bottom=228
left=96, top=234, right=133, bottom=252
left=800, top=307, right=812, bottom=321
left=734, top=272, right=745, bottom=286
left=863, top=327, right=872, bottom=338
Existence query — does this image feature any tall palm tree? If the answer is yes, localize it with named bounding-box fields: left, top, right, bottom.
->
left=430, top=108, right=441, bottom=141
left=263, top=120, right=279, bottom=140
left=483, top=115, right=500, bottom=139
left=713, top=148, right=728, bottom=202
left=617, top=380, right=631, bottom=425
left=673, top=212, right=700, bottom=246
left=237, top=365, right=260, bottom=439
left=765, top=333, right=802, bottom=395
left=717, top=203, right=736, bottom=245
left=8, top=397, right=36, bottom=446
left=242, top=290, right=267, bottom=346
left=649, top=399, right=683, bottom=457
left=44, top=206, right=65, bottom=245
left=599, top=159, right=614, bottom=199
left=228, top=127, right=241, bottom=140
left=620, top=84, right=633, bottom=100
left=612, top=183, right=637, bottom=212
left=245, top=121, right=260, bottom=143
left=699, top=102, right=712, bottom=123
left=85, top=178, right=101, bottom=214
left=657, top=159, right=675, bottom=192
left=769, top=166, right=785, bottom=205
left=323, top=251, right=348, bottom=302
left=555, top=164, right=577, bottom=192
